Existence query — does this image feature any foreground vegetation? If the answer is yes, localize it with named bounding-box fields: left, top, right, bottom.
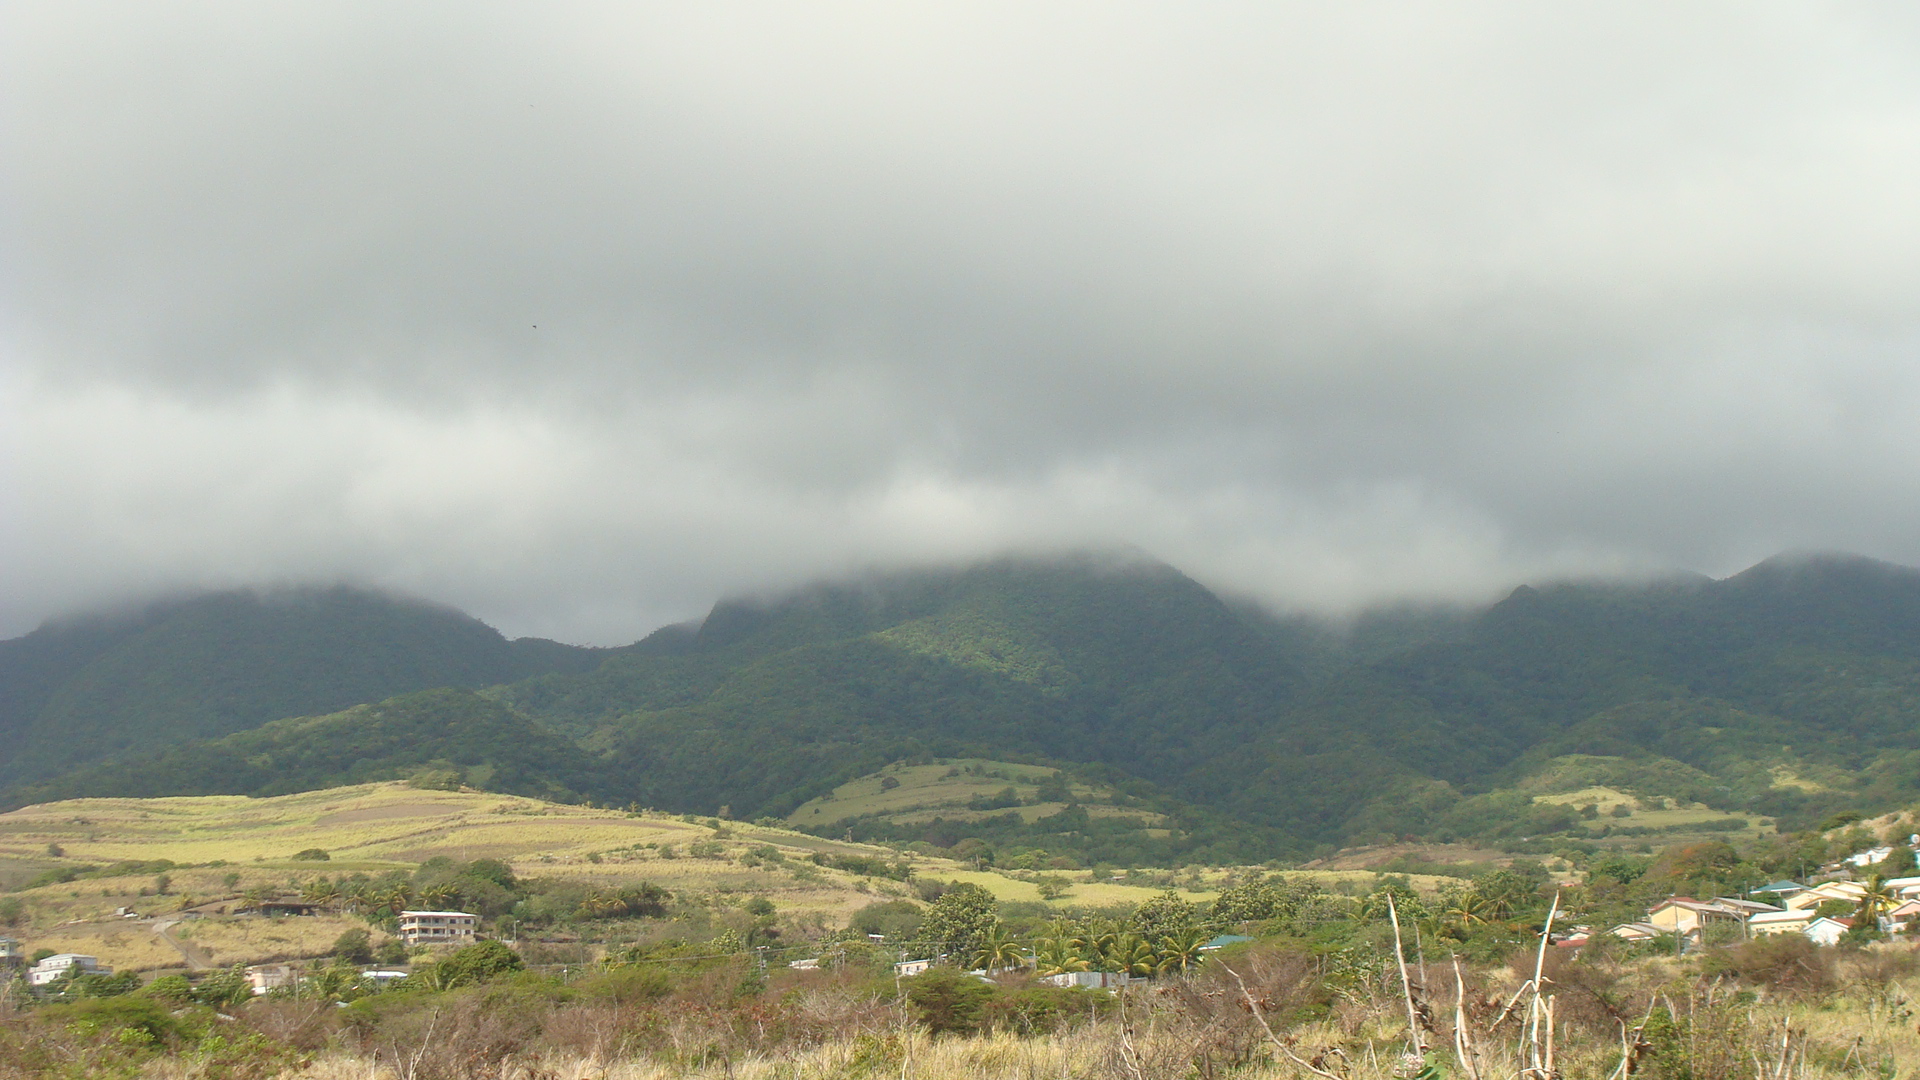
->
left=7, top=785, right=1920, bottom=1078
left=3, top=913, right=1915, bottom=1079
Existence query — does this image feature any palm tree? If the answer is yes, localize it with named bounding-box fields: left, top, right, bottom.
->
left=380, top=884, right=413, bottom=915
left=1442, top=892, right=1493, bottom=935
left=1153, top=924, right=1212, bottom=975
left=970, top=924, right=1027, bottom=973
left=582, top=891, right=625, bottom=918
left=302, top=879, right=342, bottom=909
left=418, top=882, right=459, bottom=909
left=1857, top=874, right=1897, bottom=930
left=1102, top=932, right=1157, bottom=979
left=1031, top=920, right=1091, bottom=977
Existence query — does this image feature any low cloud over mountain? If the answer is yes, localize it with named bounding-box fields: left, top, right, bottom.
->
left=8, top=4, right=1920, bottom=640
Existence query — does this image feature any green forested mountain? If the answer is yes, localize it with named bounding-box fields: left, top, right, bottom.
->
left=0, top=586, right=607, bottom=788
left=9, top=687, right=595, bottom=804
left=11, top=552, right=1920, bottom=860
left=497, top=554, right=1300, bottom=838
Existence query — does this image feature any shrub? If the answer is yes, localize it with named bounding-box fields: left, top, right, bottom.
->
left=982, top=982, right=1101, bottom=1035
left=140, top=974, right=195, bottom=1005
left=42, top=995, right=183, bottom=1044
left=433, top=940, right=525, bottom=988
left=290, top=848, right=330, bottom=862
left=335, top=928, right=374, bottom=964
left=904, top=968, right=996, bottom=1034
left=1701, top=933, right=1833, bottom=995
left=195, top=966, right=254, bottom=1007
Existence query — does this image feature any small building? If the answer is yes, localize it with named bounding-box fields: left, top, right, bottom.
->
left=0, top=939, right=21, bottom=968
left=1846, top=847, right=1893, bottom=868
left=245, top=963, right=298, bottom=995
left=1710, top=897, right=1780, bottom=916
left=1783, top=881, right=1865, bottom=912
left=788, top=958, right=820, bottom=970
left=1754, top=881, right=1806, bottom=901
left=1883, top=898, right=1920, bottom=933
left=1608, top=922, right=1662, bottom=942
left=1646, top=898, right=1744, bottom=940
left=893, top=958, right=934, bottom=977
left=399, top=910, right=478, bottom=947
left=1747, top=908, right=1816, bottom=937
left=1039, top=970, right=1135, bottom=991
left=1805, top=916, right=1854, bottom=946
left=1885, top=876, right=1920, bottom=900
left=28, top=954, right=107, bottom=987
left=1200, top=934, right=1255, bottom=952
left=359, top=968, right=410, bottom=988
left=1552, top=927, right=1592, bottom=948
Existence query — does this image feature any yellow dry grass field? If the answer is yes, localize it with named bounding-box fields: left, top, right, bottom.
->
left=0, top=781, right=1208, bottom=974
left=1531, top=784, right=1765, bottom=836
left=170, top=913, right=367, bottom=968
left=786, top=760, right=1056, bottom=825
left=19, top=923, right=182, bottom=972
left=781, top=758, right=1167, bottom=832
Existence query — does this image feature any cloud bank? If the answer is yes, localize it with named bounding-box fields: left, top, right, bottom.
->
left=7, top=3, right=1920, bottom=641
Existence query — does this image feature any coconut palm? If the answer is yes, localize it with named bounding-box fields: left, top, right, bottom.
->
left=1442, top=891, right=1494, bottom=934
left=379, top=884, right=413, bottom=915
left=1102, top=932, right=1158, bottom=979
left=1031, top=921, right=1091, bottom=977
left=302, top=879, right=342, bottom=908
left=417, top=882, right=459, bottom=909
left=1857, top=874, right=1897, bottom=929
left=582, top=891, right=626, bottom=918
left=970, top=924, right=1027, bottom=972
left=1153, top=924, right=1212, bottom=974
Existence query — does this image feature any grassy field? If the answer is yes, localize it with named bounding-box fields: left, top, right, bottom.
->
left=0, top=781, right=1282, bottom=975
left=0, top=780, right=1474, bottom=976
left=1531, top=784, right=1767, bottom=838
left=784, top=759, right=1160, bottom=830
left=0, top=783, right=995, bottom=973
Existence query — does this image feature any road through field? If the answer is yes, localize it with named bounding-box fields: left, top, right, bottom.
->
left=152, top=918, right=212, bottom=970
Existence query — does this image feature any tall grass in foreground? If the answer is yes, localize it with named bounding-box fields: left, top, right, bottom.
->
left=9, top=938, right=1920, bottom=1079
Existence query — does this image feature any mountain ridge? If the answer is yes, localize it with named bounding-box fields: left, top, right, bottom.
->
left=9, top=550, right=1920, bottom=861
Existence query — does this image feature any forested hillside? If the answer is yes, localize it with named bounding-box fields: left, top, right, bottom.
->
left=0, top=587, right=608, bottom=788
left=8, top=687, right=597, bottom=805
left=11, top=552, right=1920, bottom=859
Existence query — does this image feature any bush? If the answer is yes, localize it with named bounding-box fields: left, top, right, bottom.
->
left=433, top=940, right=525, bottom=988
left=140, top=974, right=195, bottom=1004
left=335, top=928, right=374, bottom=964
left=1701, top=933, right=1833, bottom=995
left=290, top=848, right=331, bottom=862
left=194, top=966, right=254, bottom=1007
left=982, top=982, right=1101, bottom=1035
left=904, top=968, right=996, bottom=1034
left=42, top=995, right=183, bottom=1044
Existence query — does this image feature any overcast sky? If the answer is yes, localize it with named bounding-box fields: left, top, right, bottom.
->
left=6, top=3, right=1920, bottom=643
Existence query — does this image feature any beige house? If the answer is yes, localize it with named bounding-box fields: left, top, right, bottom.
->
left=1747, top=908, right=1816, bottom=936
left=1783, top=881, right=1865, bottom=911
left=1646, top=898, right=1745, bottom=939
left=245, top=963, right=298, bottom=995
left=399, top=910, right=478, bottom=947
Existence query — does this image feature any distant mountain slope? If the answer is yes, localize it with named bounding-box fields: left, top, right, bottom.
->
left=1226, top=553, right=1920, bottom=844
left=14, top=551, right=1920, bottom=860
left=494, top=554, right=1305, bottom=857
left=0, top=586, right=608, bottom=787
left=9, top=687, right=596, bottom=805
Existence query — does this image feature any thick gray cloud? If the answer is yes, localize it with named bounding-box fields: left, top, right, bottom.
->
left=7, top=2, right=1920, bottom=642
